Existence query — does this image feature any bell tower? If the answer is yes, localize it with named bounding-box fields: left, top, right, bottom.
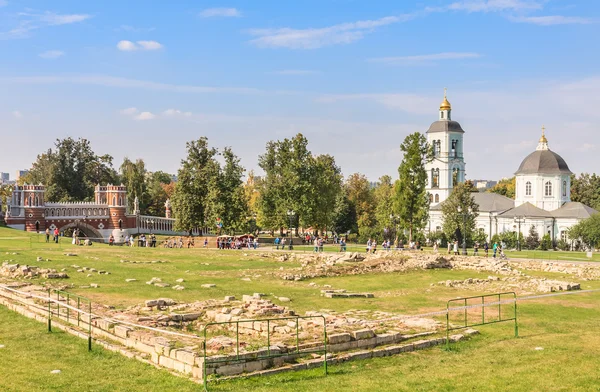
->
left=424, top=89, right=467, bottom=205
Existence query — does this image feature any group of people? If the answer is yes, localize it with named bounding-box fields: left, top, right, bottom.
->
left=274, top=237, right=290, bottom=250
left=440, top=240, right=507, bottom=259
left=218, top=236, right=259, bottom=250
left=124, top=233, right=157, bottom=247
left=44, top=227, right=60, bottom=244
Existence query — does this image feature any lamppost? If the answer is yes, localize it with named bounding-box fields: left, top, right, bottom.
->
left=286, top=210, right=295, bottom=250
left=146, top=219, right=154, bottom=234
left=514, top=216, right=525, bottom=251
left=389, top=214, right=400, bottom=248
left=457, top=206, right=471, bottom=256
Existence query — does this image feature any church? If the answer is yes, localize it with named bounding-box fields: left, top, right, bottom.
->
left=425, top=92, right=597, bottom=244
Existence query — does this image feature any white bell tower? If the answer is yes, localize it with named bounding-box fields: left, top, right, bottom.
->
left=425, top=89, right=467, bottom=205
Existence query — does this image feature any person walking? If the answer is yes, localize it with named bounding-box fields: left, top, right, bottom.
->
left=53, top=228, right=59, bottom=243
left=473, top=242, right=479, bottom=256
left=453, top=240, right=459, bottom=255
left=275, top=237, right=280, bottom=250
left=484, top=242, right=489, bottom=257
left=493, top=241, right=498, bottom=258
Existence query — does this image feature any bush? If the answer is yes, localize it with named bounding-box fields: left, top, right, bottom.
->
left=557, top=239, right=570, bottom=251
left=524, top=226, right=540, bottom=250
left=539, top=234, right=552, bottom=251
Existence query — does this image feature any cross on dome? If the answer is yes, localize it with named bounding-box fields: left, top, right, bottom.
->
left=537, top=125, right=549, bottom=151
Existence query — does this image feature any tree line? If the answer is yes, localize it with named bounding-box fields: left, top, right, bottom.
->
left=5, top=134, right=599, bottom=248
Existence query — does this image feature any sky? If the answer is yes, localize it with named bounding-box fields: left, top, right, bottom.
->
left=1, top=0, right=599, bottom=182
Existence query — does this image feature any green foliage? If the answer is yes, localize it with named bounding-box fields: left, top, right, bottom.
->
left=332, top=188, right=357, bottom=235
left=570, top=173, right=600, bottom=210
left=171, top=138, right=219, bottom=232
left=427, top=229, right=447, bottom=247
left=394, top=132, right=432, bottom=241
left=373, top=175, right=395, bottom=241
left=473, top=228, right=488, bottom=245
left=524, top=225, right=540, bottom=250
left=540, top=233, right=552, bottom=251
left=0, top=184, right=12, bottom=214
left=569, top=213, right=600, bottom=249
left=258, top=134, right=340, bottom=233
left=557, top=238, right=570, bottom=251
left=344, top=173, right=375, bottom=235
left=145, top=171, right=173, bottom=217
left=206, top=147, right=248, bottom=234
left=441, top=182, right=480, bottom=245
left=488, top=177, right=516, bottom=199
left=23, top=138, right=118, bottom=202
left=120, top=158, right=147, bottom=212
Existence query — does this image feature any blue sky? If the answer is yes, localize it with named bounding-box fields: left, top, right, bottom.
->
left=1, top=0, right=599, bottom=182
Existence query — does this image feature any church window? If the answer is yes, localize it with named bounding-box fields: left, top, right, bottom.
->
left=435, top=194, right=439, bottom=203
left=112, top=196, right=116, bottom=206
left=452, top=168, right=459, bottom=187
left=525, top=181, right=532, bottom=196
left=562, top=181, right=567, bottom=197
left=561, top=230, right=567, bottom=242
left=429, top=194, right=433, bottom=203
left=441, top=112, right=444, bottom=119
left=28, top=195, right=32, bottom=206
left=451, top=140, right=458, bottom=157
left=545, top=181, right=552, bottom=196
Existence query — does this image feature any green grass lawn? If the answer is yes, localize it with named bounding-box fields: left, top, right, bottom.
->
left=3, top=226, right=600, bottom=391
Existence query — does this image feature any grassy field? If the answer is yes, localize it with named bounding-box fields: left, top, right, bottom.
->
left=2, top=226, right=600, bottom=391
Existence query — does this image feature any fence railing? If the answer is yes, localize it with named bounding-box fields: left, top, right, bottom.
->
left=201, top=315, right=327, bottom=391
left=48, top=288, right=93, bottom=351
left=446, top=292, right=518, bottom=348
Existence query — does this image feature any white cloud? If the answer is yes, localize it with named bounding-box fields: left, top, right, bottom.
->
left=163, top=109, right=192, bottom=117
left=272, top=70, right=321, bottom=75
left=119, top=107, right=138, bottom=115
left=248, top=15, right=411, bottom=49
left=117, top=40, right=163, bottom=51
left=447, top=0, right=542, bottom=12
left=116, top=25, right=155, bottom=33
left=134, top=111, right=156, bottom=121
left=509, top=15, right=596, bottom=25
left=12, top=110, right=23, bottom=119
left=1, top=11, right=91, bottom=39
left=1, top=74, right=263, bottom=95
left=368, top=52, right=481, bottom=66
left=199, top=8, right=241, bottom=18
left=38, top=50, right=64, bottom=59
left=137, top=40, right=163, bottom=50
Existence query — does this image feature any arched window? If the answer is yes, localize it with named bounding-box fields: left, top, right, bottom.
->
left=28, top=195, right=32, bottom=206
left=429, top=194, right=433, bottom=203
left=562, top=181, right=567, bottom=197
left=119, top=197, right=122, bottom=206
left=435, top=194, right=439, bottom=203
left=525, top=181, right=532, bottom=196
left=35, top=221, right=40, bottom=232
left=112, top=196, right=116, bottom=206
left=441, top=112, right=444, bottom=119
left=118, top=219, right=123, bottom=229
left=432, top=168, right=439, bottom=188
left=545, top=181, right=552, bottom=196
left=452, top=168, right=459, bottom=187
left=34, top=196, right=39, bottom=206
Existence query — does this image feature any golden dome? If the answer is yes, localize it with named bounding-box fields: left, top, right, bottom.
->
left=539, top=125, right=547, bottom=143
left=439, top=88, right=451, bottom=111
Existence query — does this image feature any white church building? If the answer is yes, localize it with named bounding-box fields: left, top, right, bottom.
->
left=425, top=92, right=597, bottom=244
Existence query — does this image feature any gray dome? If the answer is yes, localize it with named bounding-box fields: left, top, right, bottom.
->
left=427, top=120, right=464, bottom=134
left=515, top=150, right=572, bottom=175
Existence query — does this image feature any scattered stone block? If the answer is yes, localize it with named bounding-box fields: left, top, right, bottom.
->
left=352, top=329, right=375, bottom=340
left=224, top=296, right=235, bottom=302
left=328, top=333, right=352, bottom=344
left=201, top=284, right=216, bottom=288
left=125, top=279, right=137, bottom=282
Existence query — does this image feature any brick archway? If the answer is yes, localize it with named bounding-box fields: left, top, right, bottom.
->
left=59, top=222, right=105, bottom=241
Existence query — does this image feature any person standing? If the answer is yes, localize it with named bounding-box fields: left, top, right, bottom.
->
left=493, top=242, right=498, bottom=258
left=45, top=228, right=50, bottom=243
left=53, top=228, right=59, bottom=243
left=275, top=237, right=280, bottom=250
left=453, top=240, right=459, bottom=255
left=473, top=242, right=479, bottom=256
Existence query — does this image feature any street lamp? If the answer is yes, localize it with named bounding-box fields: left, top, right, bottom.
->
left=286, top=210, right=295, bottom=250
left=513, top=216, right=525, bottom=251
left=146, top=219, right=154, bottom=234
left=457, top=206, right=471, bottom=256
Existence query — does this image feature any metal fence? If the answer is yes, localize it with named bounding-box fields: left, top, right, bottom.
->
left=48, top=288, right=93, bottom=351
left=201, top=315, right=327, bottom=391
left=446, top=292, right=518, bottom=348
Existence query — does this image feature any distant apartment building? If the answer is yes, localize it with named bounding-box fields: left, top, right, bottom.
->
left=472, top=179, right=497, bottom=191
left=0, top=172, right=9, bottom=183
left=15, top=170, right=29, bottom=181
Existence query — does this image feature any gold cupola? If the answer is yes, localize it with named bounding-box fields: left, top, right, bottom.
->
left=439, top=88, right=451, bottom=111
left=536, top=125, right=549, bottom=151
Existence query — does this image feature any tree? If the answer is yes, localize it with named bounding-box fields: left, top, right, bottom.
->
left=332, top=188, right=357, bottom=236
left=394, top=132, right=433, bottom=242
left=524, top=225, right=540, bottom=250
left=488, top=177, right=516, bottom=199
left=441, top=182, right=480, bottom=247
left=540, top=233, right=552, bottom=251
left=345, top=173, right=375, bottom=235
left=571, top=173, right=600, bottom=210
left=306, top=154, right=343, bottom=233
left=206, top=147, right=248, bottom=233
left=0, top=184, right=13, bottom=215
left=373, top=175, right=395, bottom=240
left=569, top=213, right=600, bottom=250
left=23, top=137, right=118, bottom=202
left=120, top=158, right=147, bottom=212
left=145, top=171, right=173, bottom=217
left=171, top=138, right=219, bottom=232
